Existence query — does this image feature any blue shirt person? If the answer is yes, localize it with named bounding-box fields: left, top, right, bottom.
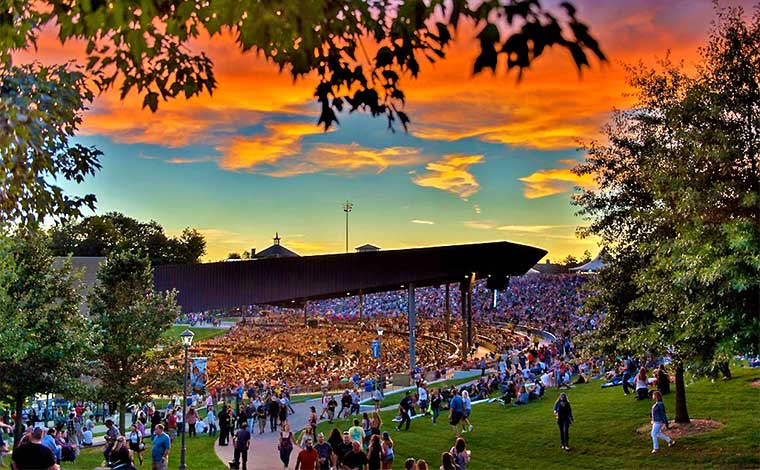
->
left=151, top=424, right=172, bottom=469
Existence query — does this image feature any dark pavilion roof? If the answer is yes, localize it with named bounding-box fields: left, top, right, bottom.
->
left=253, top=233, right=300, bottom=259
left=154, top=240, right=547, bottom=312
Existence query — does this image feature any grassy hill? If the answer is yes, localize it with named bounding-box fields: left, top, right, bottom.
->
left=317, top=367, right=760, bottom=469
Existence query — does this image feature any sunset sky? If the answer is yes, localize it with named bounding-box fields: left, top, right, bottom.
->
left=23, top=0, right=755, bottom=261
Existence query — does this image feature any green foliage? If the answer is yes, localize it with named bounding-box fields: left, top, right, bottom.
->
left=573, top=6, right=760, bottom=371
left=87, top=250, right=182, bottom=433
left=0, top=234, right=92, bottom=444
left=49, top=212, right=206, bottom=265
left=6, top=1, right=604, bottom=131
left=0, top=63, right=101, bottom=228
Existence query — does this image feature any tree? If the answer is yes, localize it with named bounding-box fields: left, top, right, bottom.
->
left=88, top=251, right=182, bottom=434
left=226, top=252, right=242, bottom=260
left=0, top=234, right=92, bottom=446
left=49, top=212, right=207, bottom=265
left=573, top=6, right=760, bottom=423
left=0, top=63, right=102, bottom=228
left=5, top=1, right=605, bottom=130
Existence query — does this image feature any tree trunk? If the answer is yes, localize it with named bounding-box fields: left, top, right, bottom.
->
left=119, top=401, right=127, bottom=435
left=13, top=395, right=24, bottom=450
left=674, top=362, right=690, bottom=423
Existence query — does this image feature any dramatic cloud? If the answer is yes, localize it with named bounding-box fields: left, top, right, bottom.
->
left=264, top=143, right=429, bottom=178
left=217, top=122, right=325, bottom=171
left=412, top=154, right=484, bottom=199
left=219, top=132, right=428, bottom=176
left=411, top=219, right=435, bottom=225
left=518, top=159, right=596, bottom=199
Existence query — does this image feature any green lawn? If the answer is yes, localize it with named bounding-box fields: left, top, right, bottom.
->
left=374, top=376, right=483, bottom=408
left=317, top=367, right=760, bottom=469
left=290, top=392, right=323, bottom=404
left=164, top=326, right=227, bottom=343
left=69, top=434, right=225, bottom=470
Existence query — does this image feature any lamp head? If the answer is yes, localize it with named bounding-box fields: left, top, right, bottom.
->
left=180, top=329, right=195, bottom=347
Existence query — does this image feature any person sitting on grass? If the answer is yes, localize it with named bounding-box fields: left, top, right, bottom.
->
left=449, top=438, right=471, bottom=470
left=655, top=365, right=671, bottom=395
left=513, top=385, right=529, bottom=406
left=635, top=367, right=650, bottom=400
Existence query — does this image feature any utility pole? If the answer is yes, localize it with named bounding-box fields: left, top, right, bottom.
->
left=343, top=200, right=353, bottom=253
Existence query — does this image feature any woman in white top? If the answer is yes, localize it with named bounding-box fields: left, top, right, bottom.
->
left=461, top=391, right=473, bottom=433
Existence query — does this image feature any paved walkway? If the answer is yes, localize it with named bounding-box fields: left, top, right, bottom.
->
left=213, top=371, right=488, bottom=470
left=214, top=399, right=314, bottom=469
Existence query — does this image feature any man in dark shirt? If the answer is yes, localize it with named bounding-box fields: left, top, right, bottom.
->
left=338, top=391, right=352, bottom=419
left=335, top=431, right=353, bottom=468
left=395, top=391, right=412, bottom=431
left=12, top=428, right=58, bottom=470
left=340, top=441, right=368, bottom=470
left=218, top=406, right=231, bottom=446
left=314, top=432, right=333, bottom=470
left=231, top=422, right=251, bottom=470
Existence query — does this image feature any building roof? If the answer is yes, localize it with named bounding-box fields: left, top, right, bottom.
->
left=154, top=240, right=547, bottom=312
left=532, top=260, right=566, bottom=274
left=355, top=244, right=381, bottom=252
left=253, top=233, right=300, bottom=259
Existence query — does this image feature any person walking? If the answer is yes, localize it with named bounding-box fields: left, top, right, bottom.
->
left=11, top=428, right=57, bottom=470
left=128, top=423, right=144, bottom=466
left=448, top=390, right=464, bottom=437
left=461, top=391, right=473, bottom=433
left=219, top=405, right=231, bottom=446
left=395, top=392, right=412, bottom=432
left=380, top=432, right=394, bottom=470
left=650, top=391, right=675, bottom=454
left=151, top=424, right=171, bottom=470
left=295, top=437, right=320, bottom=470
left=231, top=421, right=251, bottom=470
left=314, top=432, right=334, bottom=470
left=553, top=393, right=574, bottom=451
left=277, top=421, right=297, bottom=468
left=430, top=389, right=442, bottom=424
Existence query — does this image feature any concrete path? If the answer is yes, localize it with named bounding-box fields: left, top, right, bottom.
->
left=214, top=400, right=314, bottom=470
left=213, top=371, right=489, bottom=469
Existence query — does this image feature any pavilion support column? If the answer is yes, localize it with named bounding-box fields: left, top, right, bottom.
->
left=408, top=283, right=416, bottom=375
left=304, top=301, right=307, bottom=326
left=460, top=281, right=468, bottom=362
left=359, top=292, right=364, bottom=323
left=444, top=284, right=451, bottom=340
left=467, top=273, right=474, bottom=352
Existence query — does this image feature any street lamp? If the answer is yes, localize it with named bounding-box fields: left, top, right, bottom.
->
left=376, top=327, right=384, bottom=396
left=179, top=329, right=195, bottom=470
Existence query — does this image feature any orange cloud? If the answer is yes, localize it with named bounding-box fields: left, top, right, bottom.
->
left=219, top=131, right=428, bottom=177
left=518, top=159, right=596, bottom=199
left=412, top=154, right=484, bottom=199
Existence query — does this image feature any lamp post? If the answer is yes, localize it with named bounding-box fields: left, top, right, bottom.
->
left=376, top=327, right=384, bottom=396
left=179, top=329, right=195, bottom=470
left=342, top=200, right=353, bottom=253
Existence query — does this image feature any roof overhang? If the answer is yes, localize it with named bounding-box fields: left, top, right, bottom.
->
left=153, top=241, right=547, bottom=312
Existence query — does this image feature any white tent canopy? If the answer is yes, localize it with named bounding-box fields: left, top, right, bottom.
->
left=569, top=253, right=606, bottom=273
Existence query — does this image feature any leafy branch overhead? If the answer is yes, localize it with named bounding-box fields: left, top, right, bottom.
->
left=4, top=0, right=605, bottom=132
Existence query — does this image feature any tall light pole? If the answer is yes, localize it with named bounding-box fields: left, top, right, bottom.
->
left=179, top=329, right=195, bottom=470
left=343, top=200, right=353, bottom=253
